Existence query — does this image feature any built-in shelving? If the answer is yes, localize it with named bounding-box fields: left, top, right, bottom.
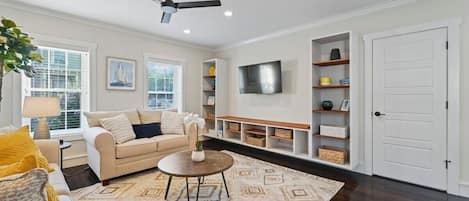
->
left=270, top=135, right=294, bottom=142
left=201, top=59, right=227, bottom=133
left=313, top=85, right=350, bottom=89
left=313, top=58, right=350, bottom=66
left=312, top=110, right=349, bottom=114
left=311, top=32, right=355, bottom=169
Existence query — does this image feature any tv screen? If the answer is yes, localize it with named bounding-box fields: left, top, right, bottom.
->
left=239, top=60, right=282, bottom=94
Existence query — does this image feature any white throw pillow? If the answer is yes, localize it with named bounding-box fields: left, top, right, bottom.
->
left=99, top=114, right=136, bottom=144
left=161, top=111, right=186, bottom=135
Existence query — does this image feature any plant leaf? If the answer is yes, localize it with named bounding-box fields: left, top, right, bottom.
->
left=1, top=19, right=17, bottom=28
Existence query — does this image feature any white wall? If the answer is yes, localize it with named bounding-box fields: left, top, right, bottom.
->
left=216, top=0, right=469, bottom=183
left=0, top=4, right=214, bottom=167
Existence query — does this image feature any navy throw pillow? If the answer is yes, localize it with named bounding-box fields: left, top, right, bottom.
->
left=132, top=123, right=162, bottom=139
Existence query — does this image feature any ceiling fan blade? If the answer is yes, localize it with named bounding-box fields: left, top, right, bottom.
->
left=175, top=0, right=221, bottom=9
left=161, top=12, right=172, bottom=23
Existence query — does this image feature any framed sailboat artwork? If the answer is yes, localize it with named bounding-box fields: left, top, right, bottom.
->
left=106, top=57, right=136, bottom=90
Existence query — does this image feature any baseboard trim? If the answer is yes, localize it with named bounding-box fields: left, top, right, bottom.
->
left=460, top=182, right=469, bottom=198
left=63, top=154, right=87, bottom=168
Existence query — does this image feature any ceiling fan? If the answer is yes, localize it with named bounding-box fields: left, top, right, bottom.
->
left=154, top=0, right=222, bottom=24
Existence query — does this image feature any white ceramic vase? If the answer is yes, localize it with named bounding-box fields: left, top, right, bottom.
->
left=191, top=150, right=205, bottom=162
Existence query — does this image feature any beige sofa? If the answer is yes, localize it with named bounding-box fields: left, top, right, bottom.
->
left=82, top=109, right=197, bottom=185
left=35, top=139, right=72, bottom=201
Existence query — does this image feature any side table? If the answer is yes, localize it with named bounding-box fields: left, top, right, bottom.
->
left=59, top=141, right=72, bottom=170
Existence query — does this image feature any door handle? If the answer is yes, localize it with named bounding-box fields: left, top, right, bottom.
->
left=374, top=111, right=386, bottom=117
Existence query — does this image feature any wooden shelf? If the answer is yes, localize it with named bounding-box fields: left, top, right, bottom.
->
left=228, top=129, right=241, bottom=134
left=217, top=116, right=310, bottom=130
left=245, top=129, right=266, bottom=136
left=313, top=58, right=350, bottom=66
left=313, top=133, right=349, bottom=141
left=204, top=117, right=215, bottom=121
left=313, top=110, right=349, bottom=114
left=270, top=135, right=294, bottom=142
left=203, top=105, right=215, bottom=107
left=313, top=84, right=350, bottom=89
left=203, top=75, right=216, bottom=78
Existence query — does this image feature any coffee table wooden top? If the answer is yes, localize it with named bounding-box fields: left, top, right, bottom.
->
left=157, top=150, right=234, bottom=177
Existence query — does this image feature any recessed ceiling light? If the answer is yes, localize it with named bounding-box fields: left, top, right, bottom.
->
left=183, top=29, right=191, bottom=34
left=224, top=10, right=233, bottom=17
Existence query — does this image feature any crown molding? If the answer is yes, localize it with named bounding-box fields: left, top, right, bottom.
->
left=216, top=0, right=417, bottom=51
left=0, top=0, right=215, bottom=52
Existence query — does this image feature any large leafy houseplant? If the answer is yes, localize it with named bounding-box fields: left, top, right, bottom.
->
left=0, top=18, right=41, bottom=103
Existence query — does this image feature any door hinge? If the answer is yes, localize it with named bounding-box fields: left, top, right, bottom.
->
left=445, top=160, right=452, bottom=169
left=446, top=41, right=449, bottom=50
left=446, top=101, right=448, bottom=109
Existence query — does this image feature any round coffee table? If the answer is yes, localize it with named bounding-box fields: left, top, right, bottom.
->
left=158, top=150, right=234, bottom=201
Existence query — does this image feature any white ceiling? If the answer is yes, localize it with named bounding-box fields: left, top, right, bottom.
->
left=11, top=0, right=398, bottom=48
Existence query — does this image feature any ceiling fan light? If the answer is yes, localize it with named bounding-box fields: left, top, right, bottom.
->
left=183, top=29, right=191, bottom=34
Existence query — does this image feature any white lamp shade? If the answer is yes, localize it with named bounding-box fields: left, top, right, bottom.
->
left=23, top=96, right=61, bottom=118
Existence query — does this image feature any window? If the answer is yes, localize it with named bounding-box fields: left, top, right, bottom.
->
left=22, top=46, right=89, bottom=134
left=146, top=58, right=182, bottom=110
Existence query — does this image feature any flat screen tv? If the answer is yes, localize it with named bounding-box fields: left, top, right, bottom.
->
left=239, top=60, right=282, bottom=94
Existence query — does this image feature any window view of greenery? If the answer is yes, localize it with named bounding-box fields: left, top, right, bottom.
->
left=147, top=62, right=178, bottom=110
left=28, top=47, right=85, bottom=132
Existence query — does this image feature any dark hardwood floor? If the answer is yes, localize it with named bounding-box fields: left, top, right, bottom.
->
left=64, top=139, right=469, bottom=201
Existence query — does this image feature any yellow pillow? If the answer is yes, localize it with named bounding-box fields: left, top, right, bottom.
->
left=0, top=126, right=54, bottom=172
left=0, top=154, right=40, bottom=177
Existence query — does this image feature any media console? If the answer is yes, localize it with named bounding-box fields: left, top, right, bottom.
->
left=203, top=115, right=352, bottom=170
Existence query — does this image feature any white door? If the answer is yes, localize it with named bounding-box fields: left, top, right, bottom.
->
left=372, top=28, right=447, bottom=190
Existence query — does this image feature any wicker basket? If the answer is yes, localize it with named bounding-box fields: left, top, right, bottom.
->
left=245, top=135, right=265, bottom=147
left=228, top=122, right=240, bottom=131
left=318, top=146, right=348, bottom=165
left=275, top=128, right=293, bottom=139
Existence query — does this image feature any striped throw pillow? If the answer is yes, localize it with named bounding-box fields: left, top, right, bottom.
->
left=161, top=111, right=186, bottom=135
left=99, top=114, right=136, bottom=144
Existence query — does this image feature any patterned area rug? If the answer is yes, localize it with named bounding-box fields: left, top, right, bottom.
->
left=71, top=151, right=344, bottom=201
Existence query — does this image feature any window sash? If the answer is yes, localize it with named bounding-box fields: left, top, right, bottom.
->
left=22, top=46, right=90, bottom=135
left=145, top=59, right=182, bottom=111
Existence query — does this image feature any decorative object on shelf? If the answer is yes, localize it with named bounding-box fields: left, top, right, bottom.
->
left=106, top=57, right=136, bottom=90
left=340, top=99, right=350, bottom=111
left=330, top=48, right=341, bottom=60
left=339, top=77, right=350, bottom=85
left=321, top=100, right=334, bottom=110
left=207, top=96, right=215, bottom=105
left=228, top=122, right=240, bottom=132
left=274, top=128, right=293, bottom=139
left=208, top=66, right=216, bottom=76
left=22, top=96, right=61, bottom=139
left=0, top=18, right=42, bottom=105
left=319, top=76, right=332, bottom=86
left=318, top=146, right=347, bottom=165
left=211, top=78, right=216, bottom=90
left=184, top=114, right=206, bottom=162
left=245, top=135, right=266, bottom=147
left=320, top=125, right=349, bottom=139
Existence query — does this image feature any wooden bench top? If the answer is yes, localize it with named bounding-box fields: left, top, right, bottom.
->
left=217, top=116, right=310, bottom=130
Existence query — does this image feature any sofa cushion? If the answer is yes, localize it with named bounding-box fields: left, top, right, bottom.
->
left=138, top=110, right=162, bottom=124
left=151, top=135, right=189, bottom=152
left=116, top=139, right=157, bottom=158
left=48, top=164, right=71, bottom=196
left=161, top=111, right=186, bottom=135
left=132, top=123, right=162, bottom=139
left=84, top=109, right=141, bottom=127
left=100, top=114, right=136, bottom=144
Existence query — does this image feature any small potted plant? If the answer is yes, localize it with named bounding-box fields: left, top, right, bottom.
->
left=0, top=18, right=42, bottom=104
left=192, top=138, right=205, bottom=162
left=184, top=114, right=206, bottom=162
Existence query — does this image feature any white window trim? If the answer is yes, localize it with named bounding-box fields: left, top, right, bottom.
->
left=17, top=35, right=96, bottom=137
left=143, top=53, right=185, bottom=112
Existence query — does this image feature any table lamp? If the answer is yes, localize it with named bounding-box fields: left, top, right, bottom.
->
left=22, top=96, right=61, bottom=139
